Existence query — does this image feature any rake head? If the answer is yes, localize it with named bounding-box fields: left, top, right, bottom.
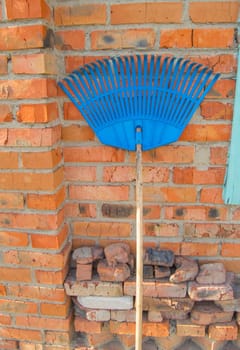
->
left=59, top=55, right=220, bottom=151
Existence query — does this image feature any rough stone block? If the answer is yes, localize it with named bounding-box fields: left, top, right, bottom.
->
left=154, top=266, right=171, bottom=279
left=97, top=259, right=130, bottom=282
left=77, top=296, right=133, bottom=310
left=73, top=247, right=93, bottom=264
left=191, top=301, right=234, bottom=325
left=104, top=243, right=130, bottom=266
left=196, top=262, right=226, bottom=284
left=144, top=248, right=174, bottom=267
left=144, top=265, right=154, bottom=279
left=76, top=263, right=92, bottom=281
left=170, top=256, right=199, bottom=283
left=124, top=279, right=187, bottom=298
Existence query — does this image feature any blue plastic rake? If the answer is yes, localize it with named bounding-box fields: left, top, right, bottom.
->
left=59, top=54, right=219, bottom=350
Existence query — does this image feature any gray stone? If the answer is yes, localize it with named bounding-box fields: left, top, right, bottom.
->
left=77, top=296, right=133, bottom=310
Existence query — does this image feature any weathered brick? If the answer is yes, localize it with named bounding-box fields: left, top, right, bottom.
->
left=201, top=101, right=233, bottom=120
left=124, top=280, right=187, bottom=298
left=55, top=30, right=85, bottom=50
left=0, top=56, right=8, bottom=75
left=160, top=29, right=192, bottom=48
left=17, top=102, right=58, bottom=123
left=54, top=4, right=107, bottom=25
left=144, top=248, right=174, bottom=267
left=97, top=260, right=130, bottom=282
left=188, top=277, right=234, bottom=301
left=0, top=327, right=42, bottom=341
left=222, top=243, right=240, bottom=257
left=76, top=263, right=92, bottom=281
left=0, top=192, right=24, bottom=209
left=12, top=53, right=57, bottom=75
left=64, top=274, right=123, bottom=297
left=208, top=321, right=238, bottom=341
left=6, top=0, right=51, bottom=20
left=196, top=263, right=226, bottom=284
left=74, top=316, right=103, bottom=333
left=193, top=28, right=235, bottom=48
left=104, top=243, right=131, bottom=266
left=111, top=310, right=136, bottom=322
left=62, top=125, right=95, bottom=143
left=91, top=29, right=155, bottom=50
left=170, top=256, right=199, bottom=283
left=111, top=3, right=183, bottom=24
left=0, top=25, right=48, bottom=50
left=191, top=301, right=234, bottom=325
left=15, top=314, right=72, bottom=331
left=142, top=297, right=194, bottom=312
left=8, top=285, right=66, bottom=302
left=0, top=104, right=12, bottom=122
left=176, top=320, right=206, bottom=337
left=181, top=124, right=231, bottom=142
left=181, top=242, right=219, bottom=256
left=0, top=299, right=37, bottom=314
left=110, top=320, right=170, bottom=337
left=27, top=188, right=65, bottom=211
left=64, top=146, right=125, bottom=162
left=73, top=222, right=131, bottom=238
left=189, top=2, right=239, bottom=23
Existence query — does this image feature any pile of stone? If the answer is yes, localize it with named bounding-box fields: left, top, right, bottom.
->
left=65, top=243, right=240, bottom=345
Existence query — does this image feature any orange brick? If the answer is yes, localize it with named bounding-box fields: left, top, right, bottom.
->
left=0, top=79, right=57, bottom=99
left=201, top=102, right=233, bottom=120
left=141, top=145, right=195, bottom=163
left=181, top=242, right=218, bottom=256
left=143, top=187, right=197, bottom=203
left=0, top=192, right=24, bottom=209
left=15, top=314, right=72, bottom=331
left=7, top=285, right=66, bottom=302
left=0, top=327, right=42, bottom=341
left=0, top=168, right=63, bottom=191
left=0, top=231, right=28, bottom=247
left=62, top=125, right=95, bottom=142
left=111, top=3, right=182, bottom=24
left=31, top=225, right=68, bottom=250
left=180, top=124, right=231, bottom=142
left=69, top=185, right=129, bottom=201
left=173, top=167, right=225, bottom=185
left=17, top=102, right=58, bottom=123
left=103, top=166, right=169, bottom=183
left=64, top=146, right=125, bottom=162
left=65, top=166, right=96, bottom=182
left=145, top=223, right=179, bottom=237
left=7, top=125, right=61, bottom=147
left=0, top=104, right=12, bottom=122
left=65, top=203, right=96, bottom=218
left=0, top=340, right=18, bottom=350
left=189, top=1, right=239, bottom=23
left=221, top=243, right=240, bottom=257
left=208, top=321, right=238, bottom=340
left=12, top=53, right=57, bottom=75
left=0, top=314, right=11, bottom=325
left=165, top=206, right=226, bottom=221
left=0, top=267, right=31, bottom=282
left=0, top=55, right=8, bottom=75
left=40, top=298, right=71, bottom=317
left=200, top=188, right=224, bottom=204
left=27, top=187, right=65, bottom=210
left=63, top=101, right=84, bottom=120
left=0, top=129, right=7, bottom=145
left=0, top=209, right=64, bottom=230
left=0, top=152, right=18, bottom=169
left=160, top=29, right=192, bottom=48
left=3, top=242, right=70, bottom=268
left=73, top=222, right=131, bottom=238
left=193, top=28, right=235, bottom=48
left=64, top=57, right=84, bottom=74
left=91, top=29, right=155, bottom=50
left=74, top=317, right=103, bottom=333
left=45, top=330, right=71, bottom=345
left=35, top=267, right=68, bottom=285
left=109, top=320, right=169, bottom=337
left=6, top=0, right=51, bottom=20
left=0, top=285, right=6, bottom=296
left=54, top=4, right=106, bottom=25
left=22, top=148, right=62, bottom=169
left=210, top=147, right=228, bottom=165
left=0, top=25, right=47, bottom=50
left=55, top=30, right=85, bottom=50
left=208, top=79, right=235, bottom=99
left=191, top=54, right=237, bottom=74
left=0, top=299, right=37, bottom=314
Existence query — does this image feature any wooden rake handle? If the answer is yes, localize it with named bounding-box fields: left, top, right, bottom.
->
left=135, top=133, right=143, bottom=350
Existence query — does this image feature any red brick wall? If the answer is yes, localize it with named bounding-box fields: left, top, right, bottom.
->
left=0, top=0, right=239, bottom=348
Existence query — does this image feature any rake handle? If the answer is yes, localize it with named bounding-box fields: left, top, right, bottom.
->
left=135, top=138, right=143, bottom=350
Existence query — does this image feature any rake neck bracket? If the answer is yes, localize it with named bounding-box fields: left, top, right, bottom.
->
left=136, top=126, right=143, bottom=147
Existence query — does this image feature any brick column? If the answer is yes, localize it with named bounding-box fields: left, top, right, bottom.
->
left=0, top=1, right=72, bottom=349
